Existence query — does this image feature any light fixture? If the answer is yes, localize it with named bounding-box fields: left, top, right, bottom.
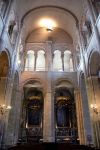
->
left=46, top=28, right=53, bottom=32
left=18, top=60, right=21, bottom=64
left=0, top=104, right=12, bottom=115
left=90, top=104, right=98, bottom=114
left=26, top=123, right=28, bottom=128
left=39, top=18, right=57, bottom=32
left=58, top=69, right=63, bottom=72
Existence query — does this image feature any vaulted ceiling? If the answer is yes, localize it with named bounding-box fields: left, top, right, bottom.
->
left=14, top=0, right=83, bottom=42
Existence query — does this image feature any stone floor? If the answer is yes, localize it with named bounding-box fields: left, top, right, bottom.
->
left=7, top=143, right=98, bottom=150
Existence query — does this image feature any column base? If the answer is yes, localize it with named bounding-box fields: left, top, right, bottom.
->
left=43, top=136, right=55, bottom=143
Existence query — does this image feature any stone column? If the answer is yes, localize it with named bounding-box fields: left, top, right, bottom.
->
left=74, top=90, right=85, bottom=145
left=34, top=52, right=37, bottom=71
left=43, top=72, right=55, bottom=142
left=75, top=23, right=87, bottom=74
left=0, top=77, right=7, bottom=105
left=45, top=41, right=53, bottom=71
left=13, top=90, right=22, bottom=144
left=86, top=77, right=100, bottom=148
left=61, top=52, right=64, bottom=71
left=63, top=51, right=71, bottom=72
left=5, top=89, right=22, bottom=146
left=80, top=74, right=94, bottom=146
left=86, top=0, right=100, bottom=51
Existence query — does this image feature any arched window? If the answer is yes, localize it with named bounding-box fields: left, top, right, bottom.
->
left=53, top=50, right=62, bottom=71
left=8, top=20, right=16, bottom=38
left=70, top=57, right=73, bottom=71
left=25, top=50, right=35, bottom=71
left=64, top=50, right=73, bottom=72
left=36, top=50, right=45, bottom=71
left=10, top=23, right=18, bottom=44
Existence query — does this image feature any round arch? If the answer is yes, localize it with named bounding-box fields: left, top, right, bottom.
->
left=21, top=6, right=78, bottom=25
left=54, top=78, right=78, bottom=142
left=88, top=50, right=100, bottom=76
left=54, top=78, right=77, bottom=90
left=0, top=50, right=11, bottom=77
left=20, top=6, right=78, bottom=41
left=0, top=50, right=11, bottom=107
left=86, top=51, right=100, bottom=147
left=21, top=78, right=46, bottom=98
left=21, top=78, right=45, bottom=90
left=21, top=79, right=44, bottom=143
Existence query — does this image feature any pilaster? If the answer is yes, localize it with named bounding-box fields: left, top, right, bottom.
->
left=43, top=72, right=55, bottom=142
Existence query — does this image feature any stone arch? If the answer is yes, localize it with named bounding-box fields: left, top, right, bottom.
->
left=0, top=50, right=10, bottom=77
left=26, top=27, right=73, bottom=43
left=87, top=51, right=100, bottom=147
left=0, top=50, right=11, bottom=106
left=53, top=50, right=62, bottom=71
left=21, top=78, right=45, bottom=91
left=25, top=50, right=35, bottom=71
left=54, top=78, right=78, bottom=142
left=20, top=79, right=44, bottom=143
left=23, top=79, right=44, bottom=93
left=36, top=50, right=45, bottom=71
left=54, top=78, right=76, bottom=90
left=64, top=50, right=73, bottom=71
left=20, top=6, right=78, bottom=42
left=0, top=50, right=11, bottom=147
left=88, top=50, right=100, bottom=77
left=21, top=6, right=78, bottom=25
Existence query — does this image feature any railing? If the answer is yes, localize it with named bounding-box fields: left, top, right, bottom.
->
left=24, top=68, right=75, bottom=73
left=55, top=127, right=77, bottom=137
left=55, top=127, right=78, bottom=143
left=26, top=127, right=43, bottom=137
left=19, top=127, right=43, bottom=144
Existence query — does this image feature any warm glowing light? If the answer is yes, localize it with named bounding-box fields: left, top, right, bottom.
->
left=26, top=123, right=28, bottom=128
left=90, top=104, right=97, bottom=109
left=90, top=104, right=98, bottom=114
left=58, top=69, right=63, bottom=72
left=39, top=18, right=56, bottom=31
left=18, top=60, right=21, bottom=64
left=2, top=104, right=6, bottom=107
left=90, top=104, right=94, bottom=108
left=7, top=105, right=12, bottom=110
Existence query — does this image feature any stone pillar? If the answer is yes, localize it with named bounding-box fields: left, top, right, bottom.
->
left=86, top=77, right=100, bottom=148
left=75, top=23, right=88, bottom=75
left=34, top=52, right=37, bottom=71
left=80, top=74, right=94, bottom=146
left=0, top=76, right=12, bottom=149
left=45, top=41, right=53, bottom=71
left=61, top=52, right=64, bottom=71
left=86, top=0, right=100, bottom=51
left=74, top=90, right=85, bottom=145
left=43, top=72, right=55, bottom=142
left=12, top=90, right=22, bottom=144
left=5, top=89, right=22, bottom=146
left=64, top=51, right=71, bottom=71
left=0, top=77, right=7, bottom=105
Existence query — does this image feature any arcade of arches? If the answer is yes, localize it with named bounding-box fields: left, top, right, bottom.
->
left=0, top=0, right=100, bottom=149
